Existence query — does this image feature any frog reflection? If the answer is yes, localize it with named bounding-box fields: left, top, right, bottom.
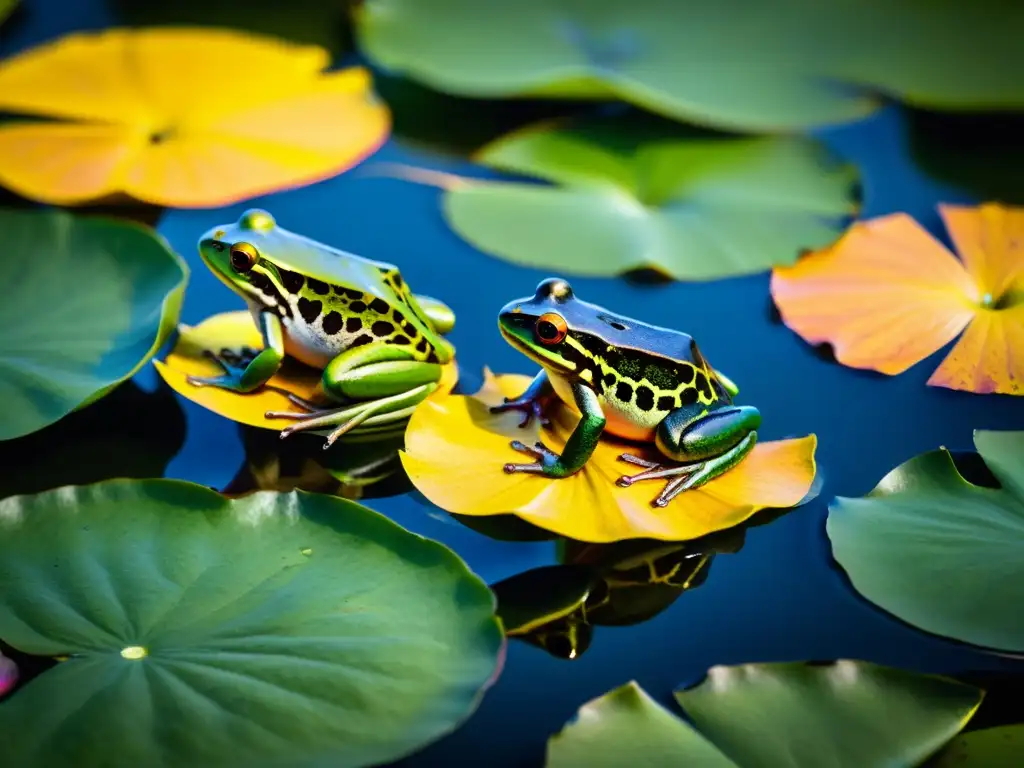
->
left=221, top=423, right=412, bottom=501
left=492, top=526, right=745, bottom=661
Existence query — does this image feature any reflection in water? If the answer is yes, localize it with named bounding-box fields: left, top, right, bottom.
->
left=221, top=424, right=414, bottom=501
left=0, top=380, right=186, bottom=500
left=491, top=512, right=788, bottom=660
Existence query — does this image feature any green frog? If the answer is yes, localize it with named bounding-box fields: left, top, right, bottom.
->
left=188, top=209, right=456, bottom=447
left=492, top=278, right=760, bottom=507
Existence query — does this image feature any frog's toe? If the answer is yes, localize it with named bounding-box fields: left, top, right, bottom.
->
left=490, top=398, right=549, bottom=429
left=503, top=439, right=560, bottom=473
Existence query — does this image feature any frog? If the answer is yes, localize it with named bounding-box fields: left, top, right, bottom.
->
left=187, top=209, right=456, bottom=448
left=491, top=278, right=760, bottom=507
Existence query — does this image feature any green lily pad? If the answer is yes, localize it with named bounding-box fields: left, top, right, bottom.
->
left=547, top=681, right=735, bottom=767
left=675, top=661, right=983, bottom=768
left=439, top=118, right=858, bottom=280
left=0, top=207, right=188, bottom=440
left=827, top=429, right=1024, bottom=652
left=546, top=661, right=983, bottom=767
left=0, top=479, right=504, bottom=768
left=356, top=0, right=1024, bottom=131
left=927, top=725, right=1024, bottom=766
left=0, top=0, right=17, bottom=24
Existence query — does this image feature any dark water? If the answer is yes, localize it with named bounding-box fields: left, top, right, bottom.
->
left=5, top=2, right=1024, bottom=766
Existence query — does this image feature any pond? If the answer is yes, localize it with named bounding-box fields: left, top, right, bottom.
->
left=2, top=2, right=1024, bottom=766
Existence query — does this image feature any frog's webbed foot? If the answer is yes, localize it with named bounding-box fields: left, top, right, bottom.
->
left=503, top=440, right=561, bottom=475
left=616, top=432, right=758, bottom=508
left=615, top=454, right=699, bottom=508
left=186, top=347, right=260, bottom=390
left=490, top=397, right=551, bottom=429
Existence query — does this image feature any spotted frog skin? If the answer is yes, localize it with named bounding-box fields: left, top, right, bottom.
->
left=188, top=209, right=455, bottom=447
left=492, top=278, right=760, bottom=506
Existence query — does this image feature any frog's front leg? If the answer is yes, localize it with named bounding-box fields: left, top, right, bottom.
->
left=186, top=312, right=284, bottom=393
left=503, top=380, right=605, bottom=479
left=265, top=344, right=443, bottom=448
left=490, top=369, right=555, bottom=428
left=617, top=406, right=761, bottom=507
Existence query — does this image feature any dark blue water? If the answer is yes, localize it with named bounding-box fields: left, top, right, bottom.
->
left=4, top=3, right=1024, bottom=766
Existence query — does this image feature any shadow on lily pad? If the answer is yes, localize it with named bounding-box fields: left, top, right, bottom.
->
left=401, top=370, right=818, bottom=543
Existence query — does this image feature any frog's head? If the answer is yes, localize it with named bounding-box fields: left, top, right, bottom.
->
left=197, top=209, right=282, bottom=304
left=498, top=277, right=588, bottom=373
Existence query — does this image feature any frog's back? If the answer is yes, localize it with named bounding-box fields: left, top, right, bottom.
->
left=226, top=216, right=445, bottom=367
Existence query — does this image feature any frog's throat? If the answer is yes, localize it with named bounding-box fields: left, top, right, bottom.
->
left=499, top=324, right=572, bottom=374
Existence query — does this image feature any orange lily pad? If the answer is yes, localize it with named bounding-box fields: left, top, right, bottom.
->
left=399, top=370, right=817, bottom=543
left=771, top=203, right=1024, bottom=395
left=0, top=28, right=390, bottom=208
left=154, top=310, right=458, bottom=433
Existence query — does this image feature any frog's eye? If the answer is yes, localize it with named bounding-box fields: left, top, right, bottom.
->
left=229, top=242, right=259, bottom=273
left=535, top=312, right=568, bottom=345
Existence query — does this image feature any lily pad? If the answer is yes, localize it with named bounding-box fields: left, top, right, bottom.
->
left=431, top=118, right=858, bottom=280
left=675, top=661, right=983, bottom=768
left=927, top=725, right=1024, bottom=766
left=0, top=0, right=17, bottom=24
left=357, top=0, right=1024, bottom=131
left=827, top=429, right=1024, bottom=652
left=0, top=207, right=187, bottom=441
left=547, top=681, right=734, bottom=767
left=547, top=661, right=983, bottom=767
left=0, top=479, right=504, bottom=768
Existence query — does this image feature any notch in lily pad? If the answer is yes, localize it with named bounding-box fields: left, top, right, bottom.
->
left=0, top=478, right=504, bottom=768
left=0, top=207, right=187, bottom=441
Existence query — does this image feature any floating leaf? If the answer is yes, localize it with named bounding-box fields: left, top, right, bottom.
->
left=0, top=207, right=187, bottom=441
left=381, top=117, right=858, bottom=280
left=0, top=0, right=17, bottom=24
left=356, top=0, right=1024, bottom=131
left=547, top=682, right=734, bottom=767
left=400, top=370, right=817, bottom=543
left=771, top=203, right=1024, bottom=395
left=546, top=662, right=983, bottom=767
left=154, top=310, right=458, bottom=434
left=827, top=429, right=1024, bottom=652
left=674, top=661, right=984, bottom=768
left=0, top=28, right=390, bottom=207
left=928, top=725, right=1024, bottom=767
left=0, top=479, right=504, bottom=768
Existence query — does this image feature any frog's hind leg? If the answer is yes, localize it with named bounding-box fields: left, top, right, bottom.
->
left=266, top=383, right=436, bottom=448
left=264, top=344, right=443, bottom=447
left=617, top=405, right=761, bottom=507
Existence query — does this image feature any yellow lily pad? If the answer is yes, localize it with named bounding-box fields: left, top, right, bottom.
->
left=400, top=370, right=817, bottom=543
left=0, top=28, right=390, bottom=207
left=154, top=310, right=458, bottom=433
